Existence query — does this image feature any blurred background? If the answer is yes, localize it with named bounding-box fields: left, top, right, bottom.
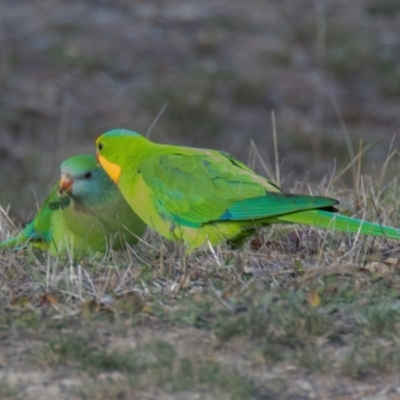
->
left=1, top=0, right=400, bottom=219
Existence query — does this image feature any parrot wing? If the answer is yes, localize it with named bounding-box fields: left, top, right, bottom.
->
left=0, top=182, right=64, bottom=250
left=139, top=153, right=338, bottom=228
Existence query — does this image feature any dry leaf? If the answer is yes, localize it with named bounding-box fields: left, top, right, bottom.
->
left=141, top=304, right=153, bottom=314
left=307, top=291, right=321, bottom=307
left=385, top=257, right=399, bottom=266
left=250, top=236, right=263, bottom=250
left=250, top=236, right=283, bottom=251
left=40, top=293, right=58, bottom=305
left=334, top=242, right=347, bottom=258
left=362, top=262, right=391, bottom=277
left=222, top=288, right=235, bottom=299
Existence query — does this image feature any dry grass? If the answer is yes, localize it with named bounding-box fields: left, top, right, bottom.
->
left=2, top=148, right=400, bottom=399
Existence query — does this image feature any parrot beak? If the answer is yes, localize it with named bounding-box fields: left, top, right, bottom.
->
left=59, top=174, right=74, bottom=194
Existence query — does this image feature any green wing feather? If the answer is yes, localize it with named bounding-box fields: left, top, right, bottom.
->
left=220, top=194, right=337, bottom=220
left=140, top=153, right=338, bottom=226
left=0, top=183, right=59, bottom=251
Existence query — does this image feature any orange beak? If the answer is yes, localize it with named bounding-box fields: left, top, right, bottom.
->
left=95, top=151, right=100, bottom=166
left=59, top=176, right=74, bottom=194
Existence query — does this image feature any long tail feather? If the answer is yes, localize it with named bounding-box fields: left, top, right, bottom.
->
left=276, top=210, right=400, bottom=240
left=0, top=234, right=30, bottom=250
left=0, top=222, right=43, bottom=250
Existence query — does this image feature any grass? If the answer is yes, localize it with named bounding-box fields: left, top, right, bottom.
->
left=37, top=335, right=254, bottom=398
left=0, top=382, right=21, bottom=400
left=0, top=186, right=400, bottom=399
left=1, top=163, right=400, bottom=397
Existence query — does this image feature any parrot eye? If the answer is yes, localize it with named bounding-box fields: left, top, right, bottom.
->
left=84, top=172, right=92, bottom=179
left=98, top=143, right=103, bottom=150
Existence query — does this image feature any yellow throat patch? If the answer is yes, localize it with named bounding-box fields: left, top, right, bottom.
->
left=98, top=154, right=121, bottom=184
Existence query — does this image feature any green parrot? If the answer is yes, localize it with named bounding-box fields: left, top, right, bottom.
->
left=0, top=154, right=146, bottom=255
left=95, top=129, right=400, bottom=250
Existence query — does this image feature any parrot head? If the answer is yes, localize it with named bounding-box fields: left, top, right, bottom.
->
left=58, top=154, right=116, bottom=205
left=96, top=129, right=143, bottom=185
